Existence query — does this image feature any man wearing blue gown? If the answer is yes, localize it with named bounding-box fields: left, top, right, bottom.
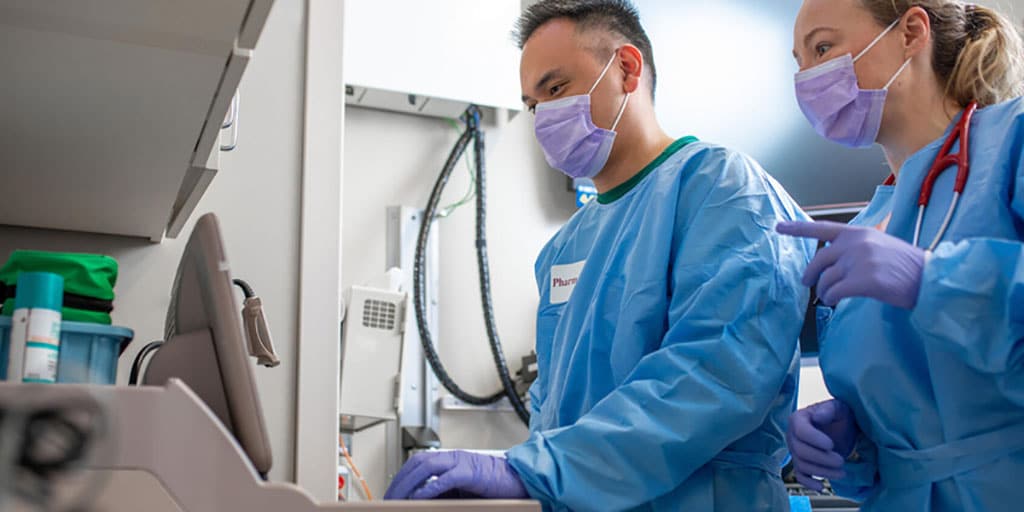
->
left=385, top=1, right=815, bottom=509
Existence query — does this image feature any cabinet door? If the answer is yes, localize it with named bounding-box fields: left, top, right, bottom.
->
left=0, top=0, right=254, bottom=241
left=168, top=48, right=252, bottom=239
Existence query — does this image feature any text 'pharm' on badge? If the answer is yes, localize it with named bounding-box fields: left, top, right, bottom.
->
left=549, top=261, right=585, bottom=305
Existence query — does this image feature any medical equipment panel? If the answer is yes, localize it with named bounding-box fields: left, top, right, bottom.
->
left=339, top=283, right=406, bottom=431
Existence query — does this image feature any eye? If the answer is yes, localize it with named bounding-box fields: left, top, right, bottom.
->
left=549, top=83, right=563, bottom=96
left=815, top=42, right=833, bottom=57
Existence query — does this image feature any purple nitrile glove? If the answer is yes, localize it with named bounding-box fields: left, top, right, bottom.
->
left=776, top=221, right=926, bottom=309
left=787, top=399, right=860, bottom=491
left=383, top=450, right=529, bottom=501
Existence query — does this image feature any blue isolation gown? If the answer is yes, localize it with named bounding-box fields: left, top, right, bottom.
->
left=818, top=97, right=1024, bottom=511
left=505, top=138, right=815, bottom=511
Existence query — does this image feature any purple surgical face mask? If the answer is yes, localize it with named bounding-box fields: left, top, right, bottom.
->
left=534, top=54, right=631, bottom=179
left=795, top=19, right=911, bottom=148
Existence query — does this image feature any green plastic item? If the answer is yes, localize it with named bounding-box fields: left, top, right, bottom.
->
left=0, top=251, right=118, bottom=325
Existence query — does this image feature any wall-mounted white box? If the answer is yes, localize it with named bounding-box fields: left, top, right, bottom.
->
left=343, top=0, right=523, bottom=121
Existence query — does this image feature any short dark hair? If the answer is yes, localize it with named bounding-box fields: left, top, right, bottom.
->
left=514, top=0, right=657, bottom=98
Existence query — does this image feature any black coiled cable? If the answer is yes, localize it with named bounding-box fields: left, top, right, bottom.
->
left=412, top=106, right=530, bottom=425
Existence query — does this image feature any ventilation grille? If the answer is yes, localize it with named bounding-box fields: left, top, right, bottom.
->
left=362, top=299, right=398, bottom=330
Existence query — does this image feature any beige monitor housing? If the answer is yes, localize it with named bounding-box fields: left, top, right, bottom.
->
left=143, top=213, right=273, bottom=476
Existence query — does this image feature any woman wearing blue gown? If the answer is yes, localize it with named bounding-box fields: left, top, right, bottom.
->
left=781, top=1, right=1024, bottom=510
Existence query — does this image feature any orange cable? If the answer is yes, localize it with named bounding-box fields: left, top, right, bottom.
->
left=339, top=434, right=373, bottom=501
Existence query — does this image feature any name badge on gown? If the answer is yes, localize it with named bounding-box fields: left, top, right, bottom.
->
left=550, top=260, right=586, bottom=305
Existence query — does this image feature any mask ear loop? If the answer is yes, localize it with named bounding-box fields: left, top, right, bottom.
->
left=588, top=52, right=620, bottom=95
left=883, top=58, right=912, bottom=90
left=854, top=18, right=902, bottom=62
left=590, top=51, right=632, bottom=131
left=610, top=92, right=631, bottom=131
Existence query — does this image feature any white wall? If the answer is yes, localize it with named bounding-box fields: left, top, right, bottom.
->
left=0, top=0, right=308, bottom=483
left=341, top=105, right=574, bottom=495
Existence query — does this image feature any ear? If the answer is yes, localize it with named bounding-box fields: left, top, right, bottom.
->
left=901, top=6, right=932, bottom=58
left=618, top=44, right=644, bottom=94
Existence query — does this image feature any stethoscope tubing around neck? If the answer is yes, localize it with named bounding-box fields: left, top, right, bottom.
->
left=897, top=102, right=978, bottom=251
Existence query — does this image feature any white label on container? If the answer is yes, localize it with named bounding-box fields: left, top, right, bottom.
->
left=26, top=308, right=61, bottom=344
left=7, top=310, right=29, bottom=379
left=22, top=308, right=61, bottom=383
left=23, top=344, right=59, bottom=383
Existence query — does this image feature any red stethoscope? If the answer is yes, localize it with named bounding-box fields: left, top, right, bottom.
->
left=882, top=101, right=978, bottom=251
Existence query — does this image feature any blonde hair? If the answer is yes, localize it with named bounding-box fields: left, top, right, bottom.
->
left=860, top=0, right=1024, bottom=107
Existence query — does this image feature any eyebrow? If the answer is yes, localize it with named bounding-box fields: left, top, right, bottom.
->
left=802, top=26, right=837, bottom=50
left=521, top=68, right=565, bottom=103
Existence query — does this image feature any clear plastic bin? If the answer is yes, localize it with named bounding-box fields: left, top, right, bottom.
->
left=0, top=315, right=133, bottom=384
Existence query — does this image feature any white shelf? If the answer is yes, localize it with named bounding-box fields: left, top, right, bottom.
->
left=0, top=0, right=273, bottom=241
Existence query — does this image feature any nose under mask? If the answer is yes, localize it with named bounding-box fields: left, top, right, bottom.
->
left=533, top=53, right=632, bottom=179
left=794, top=19, right=911, bottom=148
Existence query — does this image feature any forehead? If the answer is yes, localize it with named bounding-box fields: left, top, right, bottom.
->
left=524, top=18, right=589, bottom=67
left=795, top=0, right=870, bottom=39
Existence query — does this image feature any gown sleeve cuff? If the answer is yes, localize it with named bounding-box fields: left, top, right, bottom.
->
left=505, top=432, right=560, bottom=506
left=830, top=435, right=879, bottom=503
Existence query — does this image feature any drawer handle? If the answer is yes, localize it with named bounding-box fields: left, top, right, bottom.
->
left=221, top=92, right=239, bottom=152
